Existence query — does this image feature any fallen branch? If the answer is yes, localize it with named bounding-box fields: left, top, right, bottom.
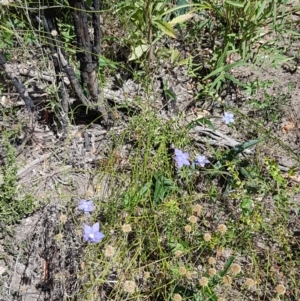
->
left=0, top=53, right=34, bottom=113
left=17, top=153, right=52, bottom=179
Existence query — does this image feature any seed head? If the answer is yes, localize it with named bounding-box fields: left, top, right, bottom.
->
left=104, top=245, right=115, bottom=257
left=208, top=268, right=217, bottom=276
left=208, top=257, right=216, bottom=265
left=178, top=266, right=186, bottom=276
left=184, top=225, right=192, bottom=233
left=1, top=0, right=10, bottom=5
left=174, top=250, right=183, bottom=258
left=223, top=275, right=232, bottom=286
left=59, top=214, right=68, bottom=224
left=51, top=30, right=58, bottom=37
left=230, top=263, right=241, bottom=275
left=186, top=271, right=193, bottom=279
left=275, top=284, right=286, bottom=295
left=173, top=293, right=182, bottom=301
left=122, top=224, right=132, bottom=233
left=217, top=224, right=227, bottom=234
left=188, top=215, right=198, bottom=224
left=245, top=278, right=256, bottom=288
left=144, top=272, right=150, bottom=280
left=199, top=277, right=209, bottom=286
left=123, top=280, right=136, bottom=293
left=55, top=233, right=63, bottom=241
left=192, top=204, right=202, bottom=216
left=203, top=233, right=212, bottom=241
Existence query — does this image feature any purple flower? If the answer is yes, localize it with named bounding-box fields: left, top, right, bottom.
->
left=222, top=112, right=234, bottom=124
left=83, top=222, right=105, bottom=243
left=174, top=148, right=190, bottom=168
left=195, top=155, right=210, bottom=167
left=78, top=199, right=95, bottom=214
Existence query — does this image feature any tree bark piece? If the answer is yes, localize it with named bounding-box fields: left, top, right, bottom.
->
left=41, top=9, right=69, bottom=130
left=69, top=0, right=108, bottom=122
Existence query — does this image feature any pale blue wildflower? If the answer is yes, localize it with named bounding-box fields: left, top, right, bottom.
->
left=222, top=112, right=234, bottom=124
left=174, top=148, right=190, bottom=168
left=83, top=222, right=105, bottom=243
left=195, top=155, right=210, bottom=167
left=78, top=199, right=94, bottom=214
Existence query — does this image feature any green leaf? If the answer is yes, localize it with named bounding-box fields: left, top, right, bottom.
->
left=255, top=0, right=268, bottom=21
left=225, top=0, right=244, bottom=8
left=152, top=174, right=178, bottom=205
left=177, top=57, right=190, bottom=66
left=187, top=117, right=215, bottom=131
left=161, top=3, right=212, bottom=17
left=176, top=0, right=189, bottom=15
left=219, top=256, right=235, bottom=277
left=240, top=197, right=254, bottom=214
left=128, top=44, right=149, bottom=61
left=99, top=56, right=118, bottom=69
left=152, top=19, right=176, bottom=38
left=170, top=48, right=180, bottom=64
left=204, top=61, right=245, bottom=80
left=168, top=13, right=195, bottom=26
left=224, top=72, right=247, bottom=87
left=164, top=89, right=176, bottom=100
left=226, top=139, right=261, bottom=160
